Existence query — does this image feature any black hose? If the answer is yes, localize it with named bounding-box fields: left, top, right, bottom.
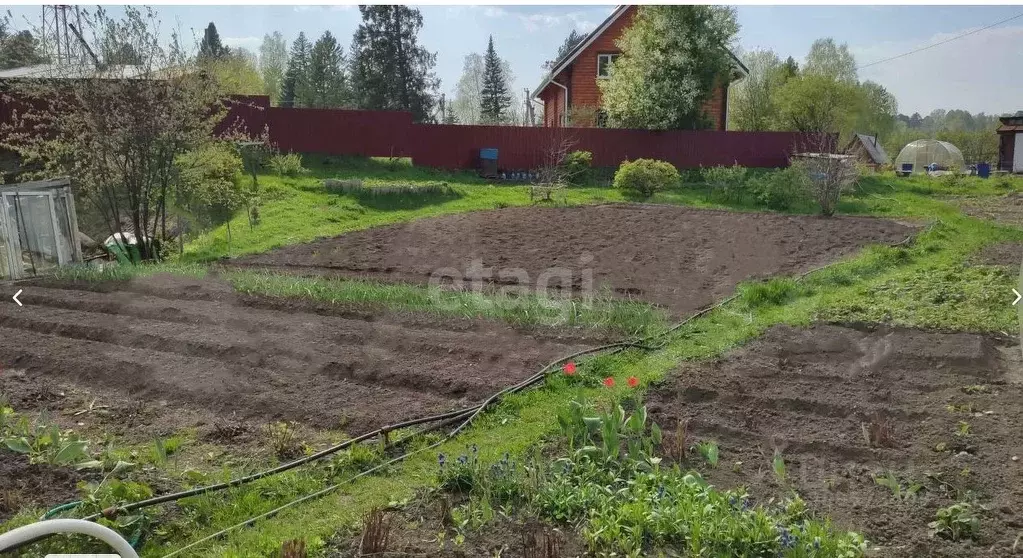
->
left=80, top=405, right=478, bottom=522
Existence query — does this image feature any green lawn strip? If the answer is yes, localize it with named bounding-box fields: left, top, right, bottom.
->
left=222, top=269, right=669, bottom=337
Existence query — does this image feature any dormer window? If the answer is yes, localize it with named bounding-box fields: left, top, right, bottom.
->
left=597, top=53, right=620, bottom=78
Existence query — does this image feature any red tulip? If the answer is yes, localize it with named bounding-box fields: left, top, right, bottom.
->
left=602, top=377, right=615, bottom=388
left=627, top=376, right=639, bottom=388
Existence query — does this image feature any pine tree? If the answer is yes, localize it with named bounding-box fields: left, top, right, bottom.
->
left=543, top=29, right=585, bottom=71
left=308, top=31, right=348, bottom=108
left=281, top=32, right=312, bottom=108
left=0, top=30, right=47, bottom=69
left=480, top=35, right=510, bottom=124
left=349, top=6, right=439, bottom=122
left=198, top=22, right=228, bottom=60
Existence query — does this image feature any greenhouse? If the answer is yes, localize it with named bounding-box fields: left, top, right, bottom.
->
left=894, top=139, right=965, bottom=176
left=1, top=178, right=82, bottom=280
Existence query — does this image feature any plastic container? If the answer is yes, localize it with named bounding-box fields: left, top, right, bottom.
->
left=480, top=148, right=498, bottom=160
left=977, top=162, right=990, bottom=179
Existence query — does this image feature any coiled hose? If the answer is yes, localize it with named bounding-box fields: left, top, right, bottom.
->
left=0, top=518, right=139, bottom=557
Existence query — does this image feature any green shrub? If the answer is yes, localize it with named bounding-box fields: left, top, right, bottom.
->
left=753, top=167, right=811, bottom=210
left=267, top=152, right=307, bottom=177
left=174, top=142, right=246, bottom=224
left=613, top=158, right=680, bottom=198
left=703, top=164, right=750, bottom=203
left=561, top=150, right=593, bottom=184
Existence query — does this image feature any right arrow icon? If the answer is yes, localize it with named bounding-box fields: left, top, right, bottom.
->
left=1014, top=288, right=1021, bottom=306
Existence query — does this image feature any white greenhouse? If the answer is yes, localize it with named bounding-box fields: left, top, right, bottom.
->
left=893, top=139, right=965, bottom=175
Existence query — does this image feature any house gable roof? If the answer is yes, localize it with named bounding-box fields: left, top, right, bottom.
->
left=531, top=5, right=749, bottom=99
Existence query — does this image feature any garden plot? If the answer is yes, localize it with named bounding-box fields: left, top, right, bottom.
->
left=648, top=324, right=1023, bottom=557
left=0, top=274, right=584, bottom=436
left=231, top=204, right=915, bottom=314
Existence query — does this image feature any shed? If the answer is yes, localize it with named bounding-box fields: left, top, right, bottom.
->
left=844, top=133, right=890, bottom=169
left=997, top=115, right=1023, bottom=173
left=1, top=177, right=82, bottom=280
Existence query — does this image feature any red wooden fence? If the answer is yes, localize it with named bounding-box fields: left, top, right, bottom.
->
left=221, top=95, right=829, bottom=171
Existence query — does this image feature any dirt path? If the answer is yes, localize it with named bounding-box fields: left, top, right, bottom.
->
left=231, top=204, right=916, bottom=315
left=648, top=324, right=1023, bottom=557
left=0, top=275, right=586, bottom=435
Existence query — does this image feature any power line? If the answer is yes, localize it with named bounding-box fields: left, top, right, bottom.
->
left=857, top=11, right=1023, bottom=70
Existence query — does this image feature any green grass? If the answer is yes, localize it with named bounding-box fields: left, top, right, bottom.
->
left=225, top=269, right=668, bottom=337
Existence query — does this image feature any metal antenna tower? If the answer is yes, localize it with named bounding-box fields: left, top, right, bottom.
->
left=40, top=5, right=83, bottom=65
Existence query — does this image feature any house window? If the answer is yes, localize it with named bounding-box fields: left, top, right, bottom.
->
left=597, top=53, right=620, bottom=78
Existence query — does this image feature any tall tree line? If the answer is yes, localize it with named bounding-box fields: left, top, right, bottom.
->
left=729, top=38, right=899, bottom=142
left=222, top=7, right=440, bottom=120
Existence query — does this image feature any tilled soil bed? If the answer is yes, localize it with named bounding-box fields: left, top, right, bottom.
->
left=231, top=204, right=915, bottom=314
left=0, top=274, right=586, bottom=435
left=648, top=324, right=1023, bottom=557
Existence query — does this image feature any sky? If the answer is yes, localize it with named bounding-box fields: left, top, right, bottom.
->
left=5, top=4, right=1023, bottom=116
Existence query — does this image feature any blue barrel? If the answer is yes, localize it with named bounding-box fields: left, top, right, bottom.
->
left=977, top=162, right=990, bottom=179
left=480, top=148, right=498, bottom=160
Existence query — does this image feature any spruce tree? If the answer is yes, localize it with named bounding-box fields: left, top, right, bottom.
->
left=281, top=32, right=312, bottom=108
left=480, top=36, right=510, bottom=124
left=308, top=31, right=348, bottom=108
left=349, top=6, right=439, bottom=122
left=198, top=22, right=228, bottom=60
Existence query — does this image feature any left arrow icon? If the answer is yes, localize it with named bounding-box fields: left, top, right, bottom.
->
left=12, top=289, right=22, bottom=307
left=1014, top=288, right=1021, bottom=306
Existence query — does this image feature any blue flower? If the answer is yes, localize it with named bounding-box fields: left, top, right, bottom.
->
left=457, top=455, right=468, bottom=465
left=438, top=453, right=446, bottom=469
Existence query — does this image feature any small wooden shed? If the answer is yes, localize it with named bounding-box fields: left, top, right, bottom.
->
left=844, top=133, right=890, bottom=170
left=998, top=115, right=1023, bottom=173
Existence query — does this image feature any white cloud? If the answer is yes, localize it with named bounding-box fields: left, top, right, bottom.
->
left=224, top=36, right=261, bottom=51
left=471, top=6, right=603, bottom=34
left=850, top=24, right=1023, bottom=114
